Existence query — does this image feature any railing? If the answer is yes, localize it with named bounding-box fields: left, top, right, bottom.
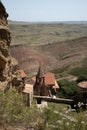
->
left=33, top=95, right=74, bottom=105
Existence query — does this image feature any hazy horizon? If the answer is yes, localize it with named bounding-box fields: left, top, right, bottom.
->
left=8, top=19, right=87, bottom=24
left=2, top=0, right=87, bottom=22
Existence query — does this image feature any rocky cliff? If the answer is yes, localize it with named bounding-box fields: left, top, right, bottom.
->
left=0, top=1, right=24, bottom=92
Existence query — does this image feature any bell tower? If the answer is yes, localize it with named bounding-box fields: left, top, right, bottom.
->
left=36, top=64, right=45, bottom=86
left=34, top=64, right=45, bottom=96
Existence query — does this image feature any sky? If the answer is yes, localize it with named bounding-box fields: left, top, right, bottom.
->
left=1, top=0, right=87, bottom=22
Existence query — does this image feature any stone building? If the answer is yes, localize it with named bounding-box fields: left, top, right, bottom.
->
left=23, top=84, right=33, bottom=106
left=33, top=65, right=59, bottom=97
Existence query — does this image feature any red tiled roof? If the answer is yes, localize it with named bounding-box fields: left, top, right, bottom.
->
left=78, top=81, right=87, bottom=89
left=32, top=72, right=59, bottom=88
left=44, top=73, right=55, bottom=85
left=19, top=70, right=27, bottom=78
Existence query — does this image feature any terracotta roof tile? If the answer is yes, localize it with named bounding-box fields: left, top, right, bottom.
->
left=32, top=72, right=59, bottom=88
left=44, top=73, right=55, bottom=85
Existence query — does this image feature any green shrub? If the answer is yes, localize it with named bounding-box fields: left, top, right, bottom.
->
left=0, top=90, right=44, bottom=128
left=77, top=74, right=87, bottom=83
left=51, top=66, right=68, bottom=74
left=69, top=66, right=87, bottom=77
left=58, top=79, right=78, bottom=98
left=69, top=66, right=87, bottom=83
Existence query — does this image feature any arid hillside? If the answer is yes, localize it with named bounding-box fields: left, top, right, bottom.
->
left=8, top=21, right=87, bottom=76
left=11, top=36, right=87, bottom=77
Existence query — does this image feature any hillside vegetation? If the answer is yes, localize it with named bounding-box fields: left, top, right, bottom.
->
left=9, top=22, right=87, bottom=46
left=0, top=90, right=87, bottom=130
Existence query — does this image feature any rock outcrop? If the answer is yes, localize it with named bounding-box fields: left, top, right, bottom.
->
left=0, top=1, right=24, bottom=92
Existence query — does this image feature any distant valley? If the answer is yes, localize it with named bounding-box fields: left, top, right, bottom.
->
left=9, top=21, right=87, bottom=76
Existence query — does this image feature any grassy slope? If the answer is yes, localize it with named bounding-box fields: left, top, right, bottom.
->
left=9, top=22, right=87, bottom=46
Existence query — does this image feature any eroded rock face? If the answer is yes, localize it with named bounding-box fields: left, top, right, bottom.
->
left=0, top=1, right=24, bottom=91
